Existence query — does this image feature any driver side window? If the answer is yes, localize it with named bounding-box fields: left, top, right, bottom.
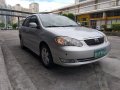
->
left=29, top=16, right=40, bottom=28
left=22, top=17, right=30, bottom=27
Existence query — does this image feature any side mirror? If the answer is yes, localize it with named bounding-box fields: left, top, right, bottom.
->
left=29, top=22, right=37, bottom=28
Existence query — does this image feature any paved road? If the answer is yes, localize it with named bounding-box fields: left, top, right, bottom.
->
left=0, top=30, right=120, bottom=90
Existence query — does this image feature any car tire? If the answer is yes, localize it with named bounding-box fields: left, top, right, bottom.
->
left=20, top=38, right=25, bottom=49
left=40, top=44, right=54, bottom=68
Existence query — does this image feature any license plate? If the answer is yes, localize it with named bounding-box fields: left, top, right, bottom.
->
left=94, top=48, right=107, bottom=59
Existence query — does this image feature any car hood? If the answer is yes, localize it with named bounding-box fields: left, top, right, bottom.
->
left=46, top=27, right=104, bottom=40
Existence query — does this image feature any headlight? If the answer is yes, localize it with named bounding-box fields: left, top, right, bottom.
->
left=55, top=36, right=83, bottom=47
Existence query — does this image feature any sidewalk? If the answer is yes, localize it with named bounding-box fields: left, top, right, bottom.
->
left=0, top=30, right=37, bottom=90
left=0, top=46, right=13, bottom=90
left=2, top=45, right=37, bottom=90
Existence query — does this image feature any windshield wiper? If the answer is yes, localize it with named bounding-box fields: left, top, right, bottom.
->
left=60, top=25, right=79, bottom=27
left=46, top=25, right=79, bottom=27
left=46, top=26, right=62, bottom=27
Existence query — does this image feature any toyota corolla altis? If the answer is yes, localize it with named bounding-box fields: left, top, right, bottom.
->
left=19, top=14, right=111, bottom=68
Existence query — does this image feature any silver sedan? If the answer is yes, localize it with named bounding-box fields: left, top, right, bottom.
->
left=19, top=14, right=111, bottom=68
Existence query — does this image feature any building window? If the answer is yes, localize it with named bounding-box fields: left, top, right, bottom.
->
left=79, top=0, right=86, bottom=2
left=81, top=18, right=86, bottom=21
left=90, top=13, right=103, bottom=18
left=81, top=22, right=88, bottom=26
left=106, top=10, right=120, bottom=17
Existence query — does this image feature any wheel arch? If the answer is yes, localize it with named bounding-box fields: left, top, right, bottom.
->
left=19, top=34, right=21, bottom=39
left=39, top=41, right=51, bottom=53
left=39, top=41, right=55, bottom=68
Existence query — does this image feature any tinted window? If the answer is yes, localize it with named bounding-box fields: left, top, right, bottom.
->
left=39, top=14, right=78, bottom=27
left=22, top=17, right=30, bottom=27
left=29, top=15, right=39, bottom=26
left=22, top=16, right=39, bottom=27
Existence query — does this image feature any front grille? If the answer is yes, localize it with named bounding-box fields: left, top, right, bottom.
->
left=84, top=37, right=104, bottom=46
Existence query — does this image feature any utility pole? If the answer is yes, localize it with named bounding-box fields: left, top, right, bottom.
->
left=18, top=17, right=20, bottom=28
left=103, top=12, right=107, bottom=31
left=4, top=15, right=7, bottom=29
left=95, top=0, right=98, bottom=9
left=116, top=0, right=119, bottom=6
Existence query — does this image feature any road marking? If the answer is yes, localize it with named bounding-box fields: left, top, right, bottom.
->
left=0, top=46, right=13, bottom=90
left=2, top=45, right=37, bottom=90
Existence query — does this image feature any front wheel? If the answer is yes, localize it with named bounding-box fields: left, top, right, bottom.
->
left=40, top=44, right=54, bottom=68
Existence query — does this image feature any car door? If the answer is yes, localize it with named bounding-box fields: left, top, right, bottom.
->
left=20, top=16, right=31, bottom=47
left=25, top=15, right=41, bottom=54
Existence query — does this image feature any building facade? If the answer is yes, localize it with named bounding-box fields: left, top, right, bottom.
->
left=0, top=0, right=39, bottom=29
left=29, top=3, right=39, bottom=13
left=12, top=2, right=39, bottom=23
left=12, top=4, right=30, bottom=23
left=0, top=0, right=6, bottom=23
left=52, top=0, right=120, bottom=30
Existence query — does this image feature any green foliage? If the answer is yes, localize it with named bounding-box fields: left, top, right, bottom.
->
left=101, top=25, right=106, bottom=29
left=12, top=23, right=17, bottom=29
left=67, top=13, right=75, bottom=20
left=62, top=14, right=68, bottom=17
left=62, top=13, right=75, bottom=20
left=111, top=23, right=120, bottom=31
left=0, top=23, right=5, bottom=28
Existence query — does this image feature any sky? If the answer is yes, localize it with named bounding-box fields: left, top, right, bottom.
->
left=6, top=0, right=74, bottom=12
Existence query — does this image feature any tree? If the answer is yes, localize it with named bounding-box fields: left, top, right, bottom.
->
left=62, top=13, right=68, bottom=17
left=0, top=23, right=5, bottom=28
left=12, top=23, right=17, bottom=29
left=67, top=13, right=75, bottom=20
left=62, top=13, right=75, bottom=21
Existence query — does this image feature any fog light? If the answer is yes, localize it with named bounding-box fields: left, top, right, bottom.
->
left=59, top=58, right=75, bottom=63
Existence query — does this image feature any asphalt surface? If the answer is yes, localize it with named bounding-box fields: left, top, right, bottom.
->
left=0, top=30, right=120, bottom=90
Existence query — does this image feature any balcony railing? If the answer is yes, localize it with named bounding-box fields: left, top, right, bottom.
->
left=64, top=0, right=120, bottom=14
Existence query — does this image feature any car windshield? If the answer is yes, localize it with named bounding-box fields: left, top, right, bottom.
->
left=39, top=14, right=78, bottom=27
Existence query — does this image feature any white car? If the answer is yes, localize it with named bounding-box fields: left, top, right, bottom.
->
left=19, top=14, right=111, bottom=68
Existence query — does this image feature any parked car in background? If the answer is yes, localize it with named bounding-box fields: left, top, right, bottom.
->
left=19, top=14, right=111, bottom=68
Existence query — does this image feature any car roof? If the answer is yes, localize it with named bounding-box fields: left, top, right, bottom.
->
left=26, top=13, right=57, bottom=18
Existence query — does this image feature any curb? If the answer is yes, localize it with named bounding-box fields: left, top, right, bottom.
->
left=0, top=46, right=13, bottom=90
left=2, top=45, right=37, bottom=90
left=103, top=31, right=120, bottom=36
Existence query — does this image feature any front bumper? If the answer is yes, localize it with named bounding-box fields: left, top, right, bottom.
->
left=57, top=55, right=107, bottom=66
left=50, top=41, right=111, bottom=66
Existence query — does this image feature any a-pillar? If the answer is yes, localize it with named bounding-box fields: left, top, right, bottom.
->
left=103, top=12, right=107, bottom=31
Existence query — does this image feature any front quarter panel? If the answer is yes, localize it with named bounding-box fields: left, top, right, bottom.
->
left=38, top=29, right=57, bottom=54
